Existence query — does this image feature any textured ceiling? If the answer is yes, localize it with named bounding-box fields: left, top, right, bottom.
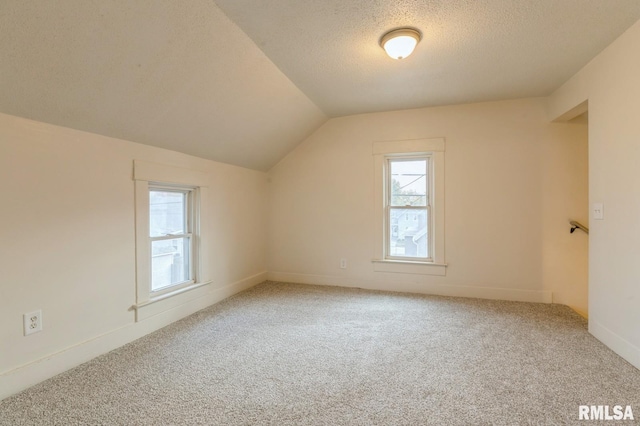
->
left=0, top=0, right=326, bottom=171
left=1, top=1, right=640, bottom=171
left=214, top=0, right=640, bottom=117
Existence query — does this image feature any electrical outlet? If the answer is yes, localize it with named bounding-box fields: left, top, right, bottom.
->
left=23, top=310, right=42, bottom=336
left=340, top=258, right=347, bottom=269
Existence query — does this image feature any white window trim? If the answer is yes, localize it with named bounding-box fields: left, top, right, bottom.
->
left=133, top=160, right=211, bottom=321
left=372, top=138, right=446, bottom=276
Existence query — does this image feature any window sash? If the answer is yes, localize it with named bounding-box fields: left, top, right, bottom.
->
left=150, top=233, right=193, bottom=242
left=150, top=237, right=195, bottom=295
left=387, top=157, right=429, bottom=207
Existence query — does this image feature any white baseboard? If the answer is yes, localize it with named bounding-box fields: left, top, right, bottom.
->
left=267, top=271, right=552, bottom=303
left=590, top=319, right=640, bottom=370
left=0, top=271, right=267, bottom=401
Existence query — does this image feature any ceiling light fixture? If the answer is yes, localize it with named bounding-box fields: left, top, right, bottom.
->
left=380, top=28, right=421, bottom=60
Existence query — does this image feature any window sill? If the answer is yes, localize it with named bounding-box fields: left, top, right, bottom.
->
left=372, top=259, right=447, bottom=276
left=133, top=280, right=212, bottom=321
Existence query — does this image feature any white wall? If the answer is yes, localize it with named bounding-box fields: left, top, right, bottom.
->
left=268, top=98, right=588, bottom=309
left=549, top=19, right=640, bottom=369
left=0, top=113, right=268, bottom=399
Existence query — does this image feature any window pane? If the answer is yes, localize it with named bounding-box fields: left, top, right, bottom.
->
left=151, top=237, right=190, bottom=291
left=389, top=208, right=428, bottom=258
left=150, top=190, right=186, bottom=237
left=390, top=159, right=428, bottom=206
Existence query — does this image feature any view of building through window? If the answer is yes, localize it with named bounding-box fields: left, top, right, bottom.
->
left=388, top=159, right=429, bottom=259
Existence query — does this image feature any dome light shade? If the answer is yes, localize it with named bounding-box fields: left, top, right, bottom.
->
left=380, top=28, right=421, bottom=60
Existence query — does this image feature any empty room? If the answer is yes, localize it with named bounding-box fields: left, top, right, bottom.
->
left=1, top=1, right=640, bottom=424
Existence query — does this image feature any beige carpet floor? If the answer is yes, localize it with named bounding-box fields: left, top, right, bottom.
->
left=1, top=281, right=639, bottom=425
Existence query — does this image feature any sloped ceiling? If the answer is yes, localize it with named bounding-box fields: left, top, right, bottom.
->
left=1, top=1, right=640, bottom=170
left=0, top=0, right=326, bottom=171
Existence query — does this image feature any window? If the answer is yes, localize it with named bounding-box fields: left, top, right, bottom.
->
left=373, top=138, right=446, bottom=276
left=133, top=160, right=210, bottom=321
left=387, top=156, right=430, bottom=261
left=149, top=186, right=194, bottom=293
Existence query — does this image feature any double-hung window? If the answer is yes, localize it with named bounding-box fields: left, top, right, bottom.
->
left=387, top=156, right=431, bottom=261
left=133, top=160, right=210, bottom=321
left=373, top=138, right=446, bottom=276
left=149, top=186, right=195, bottom=293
